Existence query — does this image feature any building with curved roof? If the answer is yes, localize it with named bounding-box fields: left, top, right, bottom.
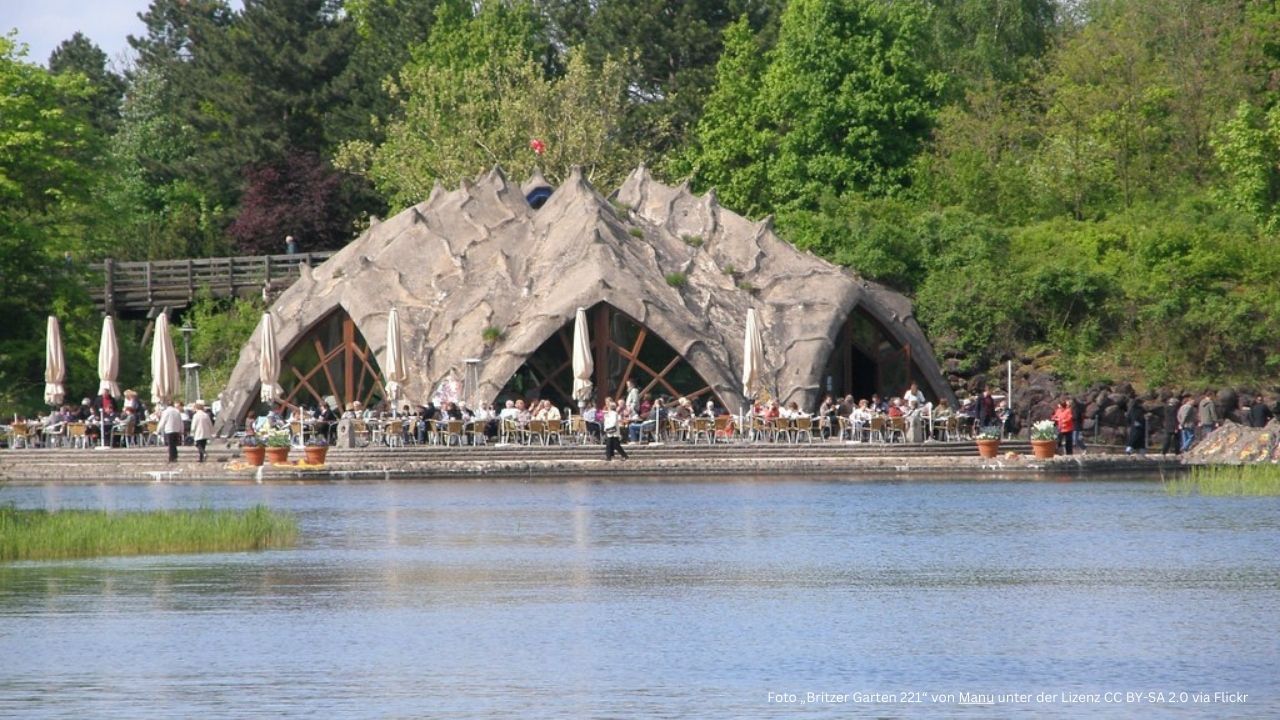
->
left=214, top=166, right=956, bottom=429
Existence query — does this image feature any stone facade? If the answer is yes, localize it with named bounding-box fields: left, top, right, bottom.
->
left=214, top=166, right=955, bottom=431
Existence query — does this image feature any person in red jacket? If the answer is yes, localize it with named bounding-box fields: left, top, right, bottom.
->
left=1052, top=399, right=1075, bottom=455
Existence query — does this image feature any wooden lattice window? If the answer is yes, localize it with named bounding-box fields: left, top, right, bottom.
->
left=278, top=310, right=384, bottom=412
left=499, top=303, right=721, bottom=408
left=822, top=307, right=922, bottom=401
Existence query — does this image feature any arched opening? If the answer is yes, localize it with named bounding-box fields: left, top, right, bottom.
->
left=498, top=303, right=722, bottom=409
left=277, top=308, right=384, bottom=412
left=822, top=306, right=933, bottom=401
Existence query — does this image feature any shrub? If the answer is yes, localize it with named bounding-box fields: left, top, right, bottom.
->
left=482, top=326, right=505, bottom=344
left=665, top=272, right=687, bottom=287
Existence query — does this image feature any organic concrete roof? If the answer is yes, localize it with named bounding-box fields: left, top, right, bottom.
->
left=214, top=165, right=955, bottom=428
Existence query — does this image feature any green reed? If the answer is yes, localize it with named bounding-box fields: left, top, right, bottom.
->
left=0, top=504, right=298, bottom=561
left=1163, top=464, right=1280, bottom=497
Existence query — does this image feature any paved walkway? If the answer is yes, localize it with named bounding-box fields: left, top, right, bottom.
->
left=0, top=441, right=1180, bottom=482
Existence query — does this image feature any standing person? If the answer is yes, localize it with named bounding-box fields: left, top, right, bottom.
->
left=285, top=235, right=298, bottom=254
left=624, top=379, right=640, bottom=416
left=1071, top=396, right=1087, bottom=454
left=1052, top=399, right=1075, bottom=455
left=1125, top=399, right=1147, bottom=455
left=1160, top=398, right=1181, bottom=455
left=1249, top=394, right=1273, bottom=428
left=977, top=388, right=997, bottom=431
left=1198, top=391, right=1218, bottom=440
left=157, top=402, right=184, bottom=463
left=602, top=397, right=628, bottom=461
left=190, top=401, right=213, bottom=462
left=1177, top=395, right=1197, bottom=452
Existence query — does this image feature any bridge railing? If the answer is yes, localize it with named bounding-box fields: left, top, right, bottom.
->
left=88, top=252, right=335, bottom=314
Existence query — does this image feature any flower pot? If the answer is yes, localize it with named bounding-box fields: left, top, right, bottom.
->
left=242, top=445, right=266, bottom=466
left=976, top=439, right=1000, bottom=459
left=1031, top=439, right=1057, bottom=459
left=304, top=446, right=328, bottom=465
left=265, top=446, right=291, bottom=465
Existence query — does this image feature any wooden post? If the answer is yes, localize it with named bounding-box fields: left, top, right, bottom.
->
left=226, top=257, right=234, bottom=297
left=187, top=259, right=194, bottom=302
left=146, top=261, right=154, bottom=307
left=104, top=258, right=115, bottom=315
left=593, top=305, right=609, bottom=402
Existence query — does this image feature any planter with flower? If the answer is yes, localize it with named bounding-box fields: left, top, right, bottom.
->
left=264, top=429, right=292, bottom=464
left=975, top=430, right=1001, bottom=458
left=1030, top=420, right=1059, bottom=459
left=240, top=434, right=266, bottom=466
left=304, top=437, right=329, bottom=465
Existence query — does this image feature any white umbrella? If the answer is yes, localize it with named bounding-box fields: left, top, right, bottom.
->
left=150, top=312, right=180, bottom=405
left=97, top=315, right=120, bottom=399
left=742, top=307, right=765, bottom=402
left=571, top=307, right=593, bottom=403
left=383, top=307, right=408, bottom=407
left=259, top=313, right=282, bottom=404
left=44, top=316, right=66, bottom=406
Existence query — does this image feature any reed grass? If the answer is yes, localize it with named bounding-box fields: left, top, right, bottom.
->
left=0, top=505, right=298, bottom=561
left=1163, top=464, right=1280, bottom=496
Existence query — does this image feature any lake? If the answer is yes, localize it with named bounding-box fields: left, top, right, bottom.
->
left=1, top=478, right=1276, bottom=718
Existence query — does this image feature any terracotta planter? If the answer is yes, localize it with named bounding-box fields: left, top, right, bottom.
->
left=304, top=446, right=328, bottom=465
left=265, top=446, right=291, bottom=464
left=976, top=439, right=1000, bottom=459
left=242, top=445, right=266, bottom=466
left=1031, top=439, right=1057, bottom=459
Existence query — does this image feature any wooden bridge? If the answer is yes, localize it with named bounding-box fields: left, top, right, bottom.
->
left=89, top=252, right=334, bottom=315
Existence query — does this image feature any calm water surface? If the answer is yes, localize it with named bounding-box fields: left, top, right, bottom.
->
left=1, top=478, right=1277, bottom=718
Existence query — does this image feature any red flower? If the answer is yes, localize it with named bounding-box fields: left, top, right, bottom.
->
left=529, top=138, right=546, bottom=156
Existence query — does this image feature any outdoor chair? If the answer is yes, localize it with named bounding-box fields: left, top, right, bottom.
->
left=793, top=416, right=815, bottom=444
left=713, top=415, right=734, bottom=443
left=466, top=421, right=488, bottom=446
left=67, top=422, right=88, bottom=449
left=145, top=420, right=160, bottom=446
left=886, top=416, right=907, bottom=443
left=867, top=416, right=886, bottom=443
left=499, top=418, right=521, bottom=444
left=543, top=420, right=562, bottom=445
left=352, top=420, right=371, bottom=447
left=442, top=420, right=465, bottom=446
left=384, top=420, right=405, bottom=448
left=770, top=417, right=793, bottom=443
left=567, top=416, right=591, bottom=445
left=524, top=420, right=546, bottom=445
left=690, top=417, right=714, bottom=444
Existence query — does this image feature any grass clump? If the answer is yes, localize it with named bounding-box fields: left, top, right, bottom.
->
left=682, top=234, right=704, bottom=248
left=1163, top=464, right=1280, bottom=496
left=665, top=272, right=688, bottom=287
left=0, top=505, right=298, bottom=561
left=628, top=227, right=645, bottom=238
left=482, top=326, right=505, bottom=344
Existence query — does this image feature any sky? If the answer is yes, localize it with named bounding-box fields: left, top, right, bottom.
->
left=3, top=0, right=241, bottom=69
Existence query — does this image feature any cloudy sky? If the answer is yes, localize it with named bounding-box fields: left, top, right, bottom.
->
left=4, top=0, right=241, bottom=68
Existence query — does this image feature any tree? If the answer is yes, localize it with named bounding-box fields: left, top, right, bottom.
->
left=545, top=0, right=784, bottom=154
left=1212, top=101, right=1280, bottom=232
left=927, top=0, right=1058, bottom=93
left=48, top=32, right=127, bottom=136
left=0, top=37, right=102, bottom=411
left=228, top=151, right=363, bottom=253
left=667, top=16, right=773, bottom=217
left=343, top=2, right=638, bottom=208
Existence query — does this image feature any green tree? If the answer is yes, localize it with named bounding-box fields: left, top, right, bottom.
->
left=1212, top=101, right=1280, bottom=232
left=343, top=2, right=638, bottom=208
left=0, top=37, right=102, bottom=412
left=48, top=32, right=127, bottom=136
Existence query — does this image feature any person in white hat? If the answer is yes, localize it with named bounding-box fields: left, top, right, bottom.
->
left=190, top=401, right=213, bottom=462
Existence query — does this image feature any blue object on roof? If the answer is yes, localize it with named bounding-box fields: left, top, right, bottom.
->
left=526, top=186, right=553, bottom=210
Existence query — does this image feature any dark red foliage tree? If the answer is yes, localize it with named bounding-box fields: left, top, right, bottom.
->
left=228, top=152, right=369, bottom=254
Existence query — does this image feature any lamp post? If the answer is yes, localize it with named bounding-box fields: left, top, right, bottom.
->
left=180, top=323, right=199, bottom=402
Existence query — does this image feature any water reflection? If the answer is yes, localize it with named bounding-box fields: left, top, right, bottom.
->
left=2, top=479, right=1278, bottom=718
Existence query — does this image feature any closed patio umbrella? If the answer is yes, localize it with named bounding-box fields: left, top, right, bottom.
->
left=98, top=315, right=120, bottom=399
left=383, top=306, right=408, bottom=408
left=742, top=307, right=765, bottom=403
left=571, top=307, right=593, bottom=404
left=259, top=313, right=282, bottom=404
left=150, top=312, right=180, bottom=405
left=45, top=316, right=66, bottom=406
